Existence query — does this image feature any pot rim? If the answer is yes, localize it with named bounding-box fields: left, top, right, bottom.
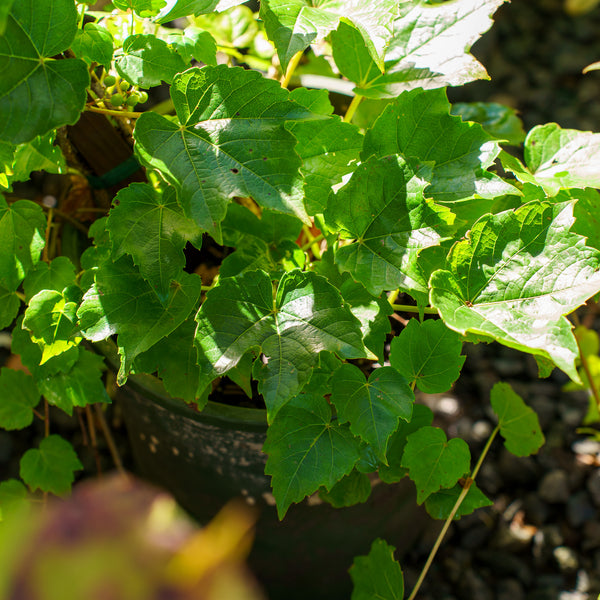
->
left=92, top=339, right=267, bottom=431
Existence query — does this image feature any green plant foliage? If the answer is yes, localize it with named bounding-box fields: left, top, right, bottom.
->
left=113, top=0, right=167, bottom=18
left=22, top=257, right=77, bottom=303
left=402, top=425, right=471, bottom=503
left=0, top=369, right=40, bottom=430
left=195, top=269, right=366, bottom=421
left=0, top=479, right=28, bottom=520
left=330, top=364, right=414, bottom=462
left=0, top=0, right=89, bottom=144
left=134, top=65, right=316, bottom=241
left=263, top=393, right=362, bottom=518
left=260, top=0, right=398, bottom=72
left=490, top=382, right=545, bottom=456
left=389, top=318, right=465, bottom=393
left=108, top=183, right=203, bottom=299
left=156, top=0, right=247, bottom=23
left=430, top=201, right=600, bottom=381
left=349, top=538, right=404, bottom=600
left=319, top=469, right=372, bottom=507
left=20, top=435, right=82, bottom=496
left=324, top=155, right=452, bottom=298
left=71, top=22, right=114, bottom=67
left=451, top=102, right=526, bottom=145
left=424, top=481, right=492, bottom=520
left=166, top=27, right=217, bottom=65
left=0, top=197, right=46, bottom=291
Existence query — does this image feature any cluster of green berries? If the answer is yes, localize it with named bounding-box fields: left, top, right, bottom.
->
left=103, top=74, right=149, bottom=108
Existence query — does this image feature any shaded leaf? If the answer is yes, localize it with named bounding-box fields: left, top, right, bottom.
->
left=401, top=425, right=471, bottom=503
left=263, top=393, right=361, bottom=518
left=20, top=435, right=82, bottom=496
left=390, top=318, right=465, bottom=393
left=451, top=102, right=526, bottom=146
left=0, top=0, right=89, bottom=144
left=319, top=469, right=371, bottom=508
left=350, top=538, right=404, bottom=600
left=0, top=368, right=40, bottom=430
left=71, top=22, right=114, bottom=67
left=195, top=269, right=366, bottom=421
left=425, top=481, right=492, bottom=520
left=330, top=364, right=414, bottom=462
left=78, top=257, right=203, bottom=385
left=22, top=256, right=77, bottom=303
left=109, top=183, right=203, bottom=300
left=490, top=382, right=545, bottom=457
left=0, top=197, right=46, bottom=291
left=0, top=287, right=19, bottom=329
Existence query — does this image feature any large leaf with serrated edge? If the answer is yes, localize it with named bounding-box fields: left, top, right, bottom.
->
left=362, top=88, right=516, bottom=207
left=109, top=183, right=203, bottom=300
left=351, top=0, right=506, bottom=98
left=263, top=393, right=361, bottom=518
left=390, top=318, right=465, bottom=393
left=349, top=539, right=404, bottom=600
left=0, top=197, right=46, bottom=292
left=490, top=382, right=545, bottom=457
left=0, top=0, right=89, bottom=144
left=286, top=87, right=363, bottom=215
left=260, top=0, right=398, bottom=73
left=430, top=201, right=600, bottom=381
left=134, top=66, right=317, bottom=241
left=401, top=425, right=471, bottom=504
left=324, top=155, right=452, bottom=297
left=502, top=123, right=600, bottom=196
left=330, top=364, right=413, bottom=462
left=78, top=256, right=202, bottom=385
left=195, top=269, right=366, bottom=422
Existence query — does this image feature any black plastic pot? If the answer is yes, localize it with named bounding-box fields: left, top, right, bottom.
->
left=97, top=342, right=428, bottom=599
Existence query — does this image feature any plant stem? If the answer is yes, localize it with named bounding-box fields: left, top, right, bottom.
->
left=407, top=424, right=500, bottom=600
left=44, top=399, right=50, bottom=438
left=15, top=290, right=26, bottom=302
left=301, top=233, right=324, bottom=253
left=391, top=303, right=438, bottom=314
left=280, top=51, right=303, bottom=89
left=575, top=330, right=600, bottom=417
left=42, top=207, right=53, bottom=263
left=85, top=105, right=142, bottom=119
left=343, top=94, right=363, bottom=123
left=95, top=405, right=125, bottom=474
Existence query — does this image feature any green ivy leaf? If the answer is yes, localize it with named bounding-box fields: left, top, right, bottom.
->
left=0, top=287, right=19, bottom=329
left=286, top=87, right=363, bottom=215
left=71, top=22, right=114, bottom=67
left=78, top=257, right=203, bottom=385
left=401, top=426, right=471, bottom=504
left=166, top=27, right=217, bottom=65
left=390, top=319, right=465, bottom=393
left=263, top=393, right=361, bottom=518
left=22, top=256, right=77, bottom=303
left=451, top=102, right=526, bottom=146
left=20, top=434, right=82, bottom=496
left=430, top=201, right=600, bottom=381
left=349, top=538, right=404, bottom=600
left=108, top=183, right=203, bottom=300
left=378, top=403, right=433, bottom=483
left=363, top=88, right=517, bottom=208
left=0, top=368, right=40, bottom=430
left=37, top=350, right=111, bottom=416
left=22, top=288, right=83, bottom=363
left=331, top=364, right=414, bottom=462
left=0, top=0, right=89, bottom=144
left=319, top=469, right=371, bottom=508
left=5, top=132, right=67, bottom=191
left=260, top=0, right=398, bottom=73
left=324, top=154, right=452, bottom=297
left=424, top=481, right=492, bottom=520
left=115, top=34, right=187, bottom=87
left=134, top=66, right=316, bottom=241
left=0, top=197, right=46, bottom=291
left=134, top=318, right=201, bottom=404
left=195, top=269, right=366, bottom=421
left=357, top=0, right=506, bottom=98
left=490, top=382, right=545, bottom=457
left=521, top=123, right=600, bottom=195
left=156, top=0, right=246, bottom=23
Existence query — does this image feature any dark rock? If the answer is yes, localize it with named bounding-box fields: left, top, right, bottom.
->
left=497, top=578, right=526, bottom=600
left=538, top=470, right=570, bottom=503
left=567, top=490, right=597, bottom=528
left=457, top=568, right=493, bottom=600
left=523, top=492, right=551, bottom=527
left=533, top=525, right=565, bottom=565
left=586, top=470, right=600, bottom=507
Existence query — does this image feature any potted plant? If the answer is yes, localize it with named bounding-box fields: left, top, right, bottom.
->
left=2, top=0, right=600, bottom=597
